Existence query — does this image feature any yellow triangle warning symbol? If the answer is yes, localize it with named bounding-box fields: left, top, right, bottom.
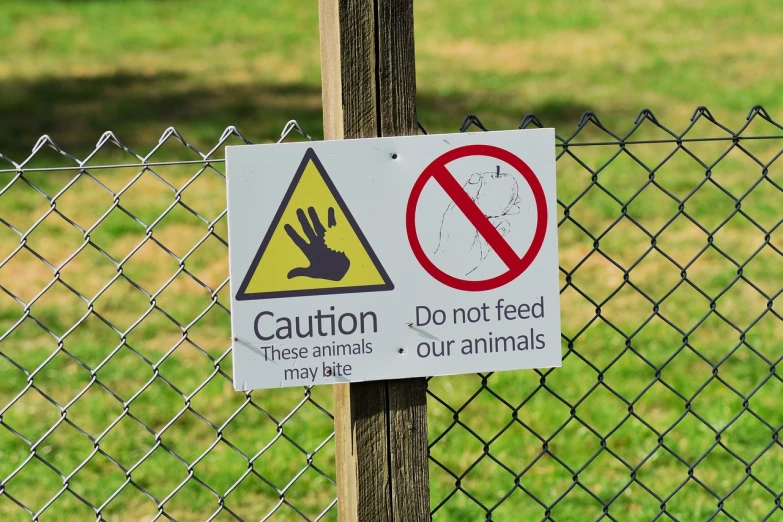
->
left=236, top=148, right=394, bottom=301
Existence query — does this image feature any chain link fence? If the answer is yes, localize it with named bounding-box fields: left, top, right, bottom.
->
left=0, top=107, right=781, bottom=521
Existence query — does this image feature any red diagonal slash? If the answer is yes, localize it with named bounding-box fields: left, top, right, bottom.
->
left=431, top=165, right=520, bottom=268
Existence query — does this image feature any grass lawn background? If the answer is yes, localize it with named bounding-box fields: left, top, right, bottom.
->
left=0, top=1, right=781, bottom=520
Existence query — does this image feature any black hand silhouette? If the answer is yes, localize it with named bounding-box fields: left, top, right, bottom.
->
left=285, top=207, right=350, bottom=281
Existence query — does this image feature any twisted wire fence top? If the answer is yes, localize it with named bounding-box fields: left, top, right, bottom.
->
left=0, top=107, right=780, bottom=521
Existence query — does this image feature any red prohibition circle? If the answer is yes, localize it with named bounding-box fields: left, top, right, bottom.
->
left=406, top=144, right=548, bottom=292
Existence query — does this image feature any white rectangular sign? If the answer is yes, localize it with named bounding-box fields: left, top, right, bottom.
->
left=226, top=130, right=561, bottom=390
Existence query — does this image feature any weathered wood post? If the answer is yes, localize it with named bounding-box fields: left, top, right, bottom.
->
left=318, top=0, right=430, bottom=520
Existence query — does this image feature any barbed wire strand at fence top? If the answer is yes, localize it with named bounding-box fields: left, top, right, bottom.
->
left=0, top=106, right=780, bottom=521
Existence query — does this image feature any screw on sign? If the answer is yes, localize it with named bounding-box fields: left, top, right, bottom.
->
left=406, top=144, right=548, bottom=291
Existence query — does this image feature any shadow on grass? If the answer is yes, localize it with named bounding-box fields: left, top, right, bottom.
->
left=0, top=71, right=609, bottom=160
left=0, top=73, right=323, bottom=160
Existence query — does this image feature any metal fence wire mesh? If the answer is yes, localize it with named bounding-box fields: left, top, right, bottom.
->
left=0, top=107, right=781, bottom=521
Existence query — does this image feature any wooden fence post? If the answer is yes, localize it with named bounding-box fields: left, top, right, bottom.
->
left=318, top=0, right=430, bottom=520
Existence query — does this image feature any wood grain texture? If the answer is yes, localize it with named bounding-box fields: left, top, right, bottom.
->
left=334, top=382, right=393, bottom=522
left=388, top=378, right=429, bottom=520
left=375, top=0, right=417, bottom=136
left=319, top=2, right=428, bottom=519
left=320, top=0, right=377, bottom=140
left=318, top=0, right=344, bottom=140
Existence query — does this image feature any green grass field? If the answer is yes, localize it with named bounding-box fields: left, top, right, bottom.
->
left=0, top=1, right=782, bottom=520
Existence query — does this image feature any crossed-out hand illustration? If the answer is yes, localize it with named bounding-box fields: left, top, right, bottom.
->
left=284, top=207, right=350, bottom=281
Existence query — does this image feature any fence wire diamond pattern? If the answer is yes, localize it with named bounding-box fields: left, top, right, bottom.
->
left=0, top=107, right=781, bottom=521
